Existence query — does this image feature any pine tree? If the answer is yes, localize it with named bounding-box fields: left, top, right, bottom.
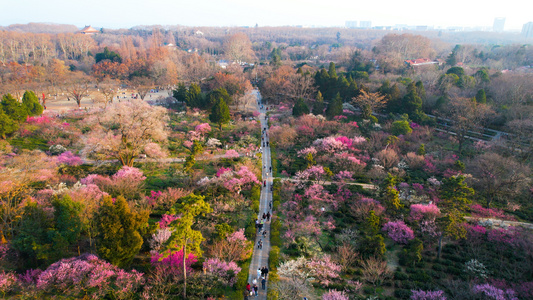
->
left=326, top=93, right=343, bottom=119
left=186, top=83, right=202, bottom=108
left=209, top=98, right=230, bottom=130
left=292, top=98, right=309, bottom=117
left=95, top=195, right=148, bottom=268
left=312, top=91, right=325, bottom=115
left=402, top=82, right=422, bottom=115
left=166, top=193, right=212, bottom=299
left=1, top=93, right=28, bottom=122
left=475, top=89, right=487, bottom=104
left=0, top=109, right=16, bottom=139
left=22, top=90, right=43, bottom=116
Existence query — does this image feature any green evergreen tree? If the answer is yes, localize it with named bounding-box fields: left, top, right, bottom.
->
left=326, top=93, right=343, bottom=119
left=173, top=83, right=188, bottom=102
left=439, top=175, right=474, bottom=211
left=186, top=83, right=202, bottom=108
left=417, top=144, right=426, bottom=156
left=0, top=109, right=16, bottom=139
left=312, top=91, right=325, bottom=115
left=346, top=79, right=358, bottom=99
left=11, top=201, right=51, bottom=268
left=292, top=98, right=310, bottom=117
left=166, top=193, right=212, bottom=299
left=400, top=238, right=423, bottom=267
left=475, top=89, right=487, bottom=104
left=391, top=120, right=412, bottom=136
left=22, top=90, right=43, bottom=116
left=314, top=69, right=330, bottom=98
left=415, top=81, right=426, bottom=100
left=381, top=174, right=403, bottom=210
left=95, top=195, right=148, bottom=268
left=359, top=234, right=386, bottom=259
left=328, top=62, right=337, bottom=79
left=207, top=88, right=232, bottom=109
left=1, top=93, right=28, bottom=122
left=402, top=82, right=422, bottom=115
left=48, top=195, right=83, bottom=262
left=209, top=98, right=230, bottom=130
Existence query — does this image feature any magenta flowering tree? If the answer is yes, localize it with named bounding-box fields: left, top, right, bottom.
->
left=216, top=167, right=232, bottom=177
left=410, top=290, right=447, bottom=300
left=335, top=171, right=353, bottom=182
left=382, top=221, right=415, bottom=244
left=56, top=151, right=83, bottom=166
left=225, top=149, right=240, bottom=159
left=322, top=289, right=349, bottom=300
left=472, top=284, right=518, bottom=300
left=35, top=253, right=144, bottom=299
left=158, top=214, right=179, bottom=229
left=410, top=204, right=441, bottom=221
left=151, top=249, right=198, bottom=279
left=195, top=123, right=212, bottom=135
left=203, top=258, right=241, bottom=286
left=487, top=227, right=518, bottom=247
left=110, top=166, right=146, bottom=199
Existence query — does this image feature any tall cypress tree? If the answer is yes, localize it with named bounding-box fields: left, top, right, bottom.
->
left=326, top=93, right=343, bottom=119
left=292, top=98, right=309, bottom=117
left=475, top=89, right=487, bottom=104
left=209, top=98, right=230, bottom=130
left=312, top=91, right=325, bottom=116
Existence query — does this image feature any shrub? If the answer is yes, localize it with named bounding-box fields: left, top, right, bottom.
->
left=395, top=271, right=409, bottom=280
left=394, top=289, right=412, bottom=299
left=391, top=120, right=412, bottom=136
left=269, top=246, right=280, bottom=270
left=235, top=260, right=250, bottom=291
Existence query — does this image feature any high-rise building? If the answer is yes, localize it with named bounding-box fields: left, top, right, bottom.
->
left=345, top=21, right=358, bottom=28
left=522, top=22, right=533, bottom=38
left=360, top=21, right=372, bottom=28
left=493, top=17, right=505, bottom=32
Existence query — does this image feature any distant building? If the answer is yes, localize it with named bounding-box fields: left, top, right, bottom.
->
left=345, top=21, right=358, bottom=28
left=195, top=30, right=204, bottom=36
left=415, top=25, right=428, bottom=31
left=522, top=22, right=533, bottom=38
left=405, top=58, right=442, bottom=67
left=78, top=25, right=99, bottom=35
left=493, top=17, right=505, bottom=32
left=360, top=21, right=372, bottom=28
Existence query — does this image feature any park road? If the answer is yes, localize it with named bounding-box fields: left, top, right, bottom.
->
left=246, top=91, right=272, bottom=299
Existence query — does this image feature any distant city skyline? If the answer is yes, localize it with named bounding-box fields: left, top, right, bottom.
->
left=0, top=0, right=531, bottom=31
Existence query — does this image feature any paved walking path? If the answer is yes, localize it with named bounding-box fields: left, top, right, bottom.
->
left=247, top=93, right=272, bottom=299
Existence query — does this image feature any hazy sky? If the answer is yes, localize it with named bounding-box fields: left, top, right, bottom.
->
left=1, top=0, right=531, bottom=30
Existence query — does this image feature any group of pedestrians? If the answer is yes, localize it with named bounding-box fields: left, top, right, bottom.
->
left=245, top=266, right=270, bottom=298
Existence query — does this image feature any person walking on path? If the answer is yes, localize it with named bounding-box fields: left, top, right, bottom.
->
left=257, top=268, right=262, bottom=279
left=264, top=266, right=269, bottom=278
left=253, top=284, right=259, bottom=296
left=267, top=211, right=271, bottom=221
left=261, top=277, right=266, bottom=290
left=246, top=282, right=251, bottom=293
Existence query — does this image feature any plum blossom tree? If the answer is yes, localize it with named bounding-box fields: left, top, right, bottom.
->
left=209, top=228, right=253, bottom=262
left=410, top=290, right=447, bottom=300
left=203, top=258, right=241, bottom=287
left=382, top=221, right=415, bottom=244
left=84, top=99, right=168, bottom=166
left=322, top=289, right=349, bottom=300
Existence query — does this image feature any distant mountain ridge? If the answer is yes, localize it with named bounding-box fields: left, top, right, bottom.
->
left=0, top=22, right=79, bottom=33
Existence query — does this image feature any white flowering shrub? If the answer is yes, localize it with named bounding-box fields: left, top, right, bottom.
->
left=464, top=259, right=489, bottom=279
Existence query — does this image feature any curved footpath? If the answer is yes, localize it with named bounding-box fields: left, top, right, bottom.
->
left=246, top=94, right=272, bottom=299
